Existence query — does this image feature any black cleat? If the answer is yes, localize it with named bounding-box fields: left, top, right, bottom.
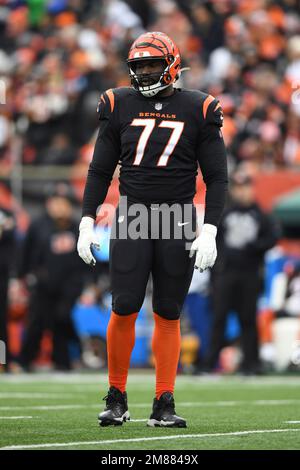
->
left=147, top=392, right=187, bottom=428
left=98, top=386, right=130, bottom=427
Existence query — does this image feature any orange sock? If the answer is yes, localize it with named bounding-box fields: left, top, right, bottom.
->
left=107, top=311, right=138, bottom=393
left=152, top=313, right=181, bottom=399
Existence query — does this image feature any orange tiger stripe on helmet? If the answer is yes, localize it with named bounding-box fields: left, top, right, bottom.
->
left=128, top=31, right=176, bottom=61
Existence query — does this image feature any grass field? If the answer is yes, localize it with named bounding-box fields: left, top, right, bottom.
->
left=0, top=372, right=300, bottom=450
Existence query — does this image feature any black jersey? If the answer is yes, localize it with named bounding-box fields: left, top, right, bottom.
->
left=82, top=87, right=228, bottom=226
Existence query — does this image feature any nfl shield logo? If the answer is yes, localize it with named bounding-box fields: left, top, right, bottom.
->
left=155, top=103, right=163, bottom=111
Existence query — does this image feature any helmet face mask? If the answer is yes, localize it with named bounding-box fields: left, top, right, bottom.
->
left=128, top=58, right=170, bottom=97
left=127, top=32, right=181, bottom=98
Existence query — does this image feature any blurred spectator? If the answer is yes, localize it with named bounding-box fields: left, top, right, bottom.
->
left=267, top=260, right=300, bottom=371
left=0, top=205, right=16, bottom=371
left=36, top=133, right=78, bottom=166
left=0, top=0, right=299, bottom=177
left=271, top=261, right=300, bottom=319
left=183, top=268, right=212, bottom=369
left=18, top=184, right=88, bottom=371
left=203, top=171, right=279, bottom=375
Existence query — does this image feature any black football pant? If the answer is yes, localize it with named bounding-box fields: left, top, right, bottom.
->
left=109, top=200, right=197, bottom=320
left=205, top=269, right=260, bottom=371
left=20, top=287, right=79, bottom=370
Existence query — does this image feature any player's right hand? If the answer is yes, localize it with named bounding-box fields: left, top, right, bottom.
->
left=77, top=216, right=100, bottom=266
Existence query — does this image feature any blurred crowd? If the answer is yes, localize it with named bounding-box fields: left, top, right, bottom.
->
left=0, top=0, right=300, bottom=177
left=1, top=0, right=300, bottom=374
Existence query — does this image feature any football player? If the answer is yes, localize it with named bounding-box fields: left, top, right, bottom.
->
left=77, top=32, right=228, bottom=427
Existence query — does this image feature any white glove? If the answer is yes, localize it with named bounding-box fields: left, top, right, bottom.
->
left=77, top=216, right=100, bottom=266
left=189, top=223, right=217, bottom=272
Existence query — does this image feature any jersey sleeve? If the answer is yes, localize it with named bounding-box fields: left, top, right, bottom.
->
left=196, top=96, right=228, bottom=227
left=82, top=89, right=121, bottom=218
left=203, top=95, right=224, bottom=127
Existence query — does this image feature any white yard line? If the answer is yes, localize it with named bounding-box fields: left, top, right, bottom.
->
left=1, top=428, right=299, bottom=450
left=1, top=373, right=300, bottom=386
left=132, top=400, right=300, bottom=408
left=1, top=399, right=299, bottom=411
left=284, top=421, right=300, bottom=424
left=0, top=393, right=72, bottom=399
left=0, top=416, right=33, bottom=420
left=0, top=405, right=94, bottom=411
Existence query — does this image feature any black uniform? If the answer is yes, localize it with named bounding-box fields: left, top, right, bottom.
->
left=19, top=214, right=87, bottom=370
left=82, top=87, right=228, bottom=319
left=205, top=203, right=279, bottom=373
left=0, top=207, right=15, bottom=368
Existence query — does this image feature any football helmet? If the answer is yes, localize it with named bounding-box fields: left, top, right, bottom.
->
left=127, top=31, right=181, bottom=97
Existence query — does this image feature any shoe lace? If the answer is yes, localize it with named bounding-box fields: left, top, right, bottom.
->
left=158, top=393, right=176, bottom=414
left=102, top=393, right=115, bottom=406
left=102, top=388, right=124, bottom=407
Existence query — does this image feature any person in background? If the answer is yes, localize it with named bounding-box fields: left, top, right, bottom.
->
left=0, top=205, right=16, bottom=372
left=18, top=184, right=88, bottom=371
left=203, top=172, right=279, bottom=375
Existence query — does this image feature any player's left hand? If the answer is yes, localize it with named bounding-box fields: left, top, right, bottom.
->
left=189, top=224, right=217, bottom=272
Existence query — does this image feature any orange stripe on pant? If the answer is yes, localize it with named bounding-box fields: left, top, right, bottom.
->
left=152, top=313, right=181, bottom=399
left=107, top=311, right=138, bottom=393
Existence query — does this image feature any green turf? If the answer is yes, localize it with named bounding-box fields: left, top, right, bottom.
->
left=0, top=373, right=299, bottom=450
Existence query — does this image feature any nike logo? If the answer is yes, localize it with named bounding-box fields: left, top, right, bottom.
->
left=178, top=222, right=190, bottom=227
left=118, top=216, right=125, bottom=223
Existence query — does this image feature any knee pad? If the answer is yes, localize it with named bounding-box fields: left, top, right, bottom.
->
left=153, top=298, right=181, bottom=320
left=112, top=292, right=142, bottom=316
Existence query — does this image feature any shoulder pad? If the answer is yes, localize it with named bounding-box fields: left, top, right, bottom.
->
left=202, top=94, right=224, bottom=127
left=97, top=89, right=115, bottom=119
left=112, top=87, right=133, bottom=99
